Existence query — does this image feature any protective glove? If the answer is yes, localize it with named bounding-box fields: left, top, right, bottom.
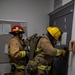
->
left=61, top=50, right=66, bottom=57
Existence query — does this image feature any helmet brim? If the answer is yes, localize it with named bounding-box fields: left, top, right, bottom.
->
left=9, top=31, right=24, bottom=34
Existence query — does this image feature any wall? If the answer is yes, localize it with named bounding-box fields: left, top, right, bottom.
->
left=0, top=0, right=50, bottom=37
left=0, top=0, right=49, bottom=74
left=49, top=0, right=54, bottom=13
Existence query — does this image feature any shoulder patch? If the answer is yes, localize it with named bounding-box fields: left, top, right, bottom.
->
left=15, top=43, right=19, bottom=46
left=10, top=40, right=19, bottom=47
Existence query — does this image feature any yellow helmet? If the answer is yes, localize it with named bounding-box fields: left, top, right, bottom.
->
left=47, top=26, right=62, bottom=41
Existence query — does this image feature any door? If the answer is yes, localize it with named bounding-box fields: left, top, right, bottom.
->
left=49, top=3, right=74, bottom=75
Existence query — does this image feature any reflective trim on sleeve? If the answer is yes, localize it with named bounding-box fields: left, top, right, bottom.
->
left=37, top=65, right=51, bottom=70
left=11, top=63, right=25, bottom=69
left=36, top=47, right=41, bottom=52
left=21, top=51, right=26, bottom=57
left=56, top=49, right=61, bottom=56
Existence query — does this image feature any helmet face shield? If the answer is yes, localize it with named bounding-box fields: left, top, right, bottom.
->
left=47, top=26, right=62, bottom=41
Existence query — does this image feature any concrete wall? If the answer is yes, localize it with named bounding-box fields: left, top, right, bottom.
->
left=49, top=0, right=54, bottom=13
left=0, top=0, right=50, bottom=36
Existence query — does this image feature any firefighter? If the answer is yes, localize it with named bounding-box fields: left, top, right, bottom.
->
left=8, top=25, right=27, bottom=75
left=27, top=26, right=66, bottom=75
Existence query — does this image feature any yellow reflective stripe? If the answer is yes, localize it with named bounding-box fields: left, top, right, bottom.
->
left=36, top=47, right=41, bottom=52
left=11, top=63, right=25, bottom=69
left=56, top=49, right=60, bottom=56
left=36, top=47, right=45, bottom=54
left=21, top=51, right=26, bottom=57
left=48, top=66, right=51, bottom=70
left=41, top=52, right=45, bottom=54
left=37, top=65, right=51, bottom=70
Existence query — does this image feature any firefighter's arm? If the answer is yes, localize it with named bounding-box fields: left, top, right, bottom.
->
left=41, top=38, right=66, bottom=57
left=9, top=39, right=26, bottom=58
